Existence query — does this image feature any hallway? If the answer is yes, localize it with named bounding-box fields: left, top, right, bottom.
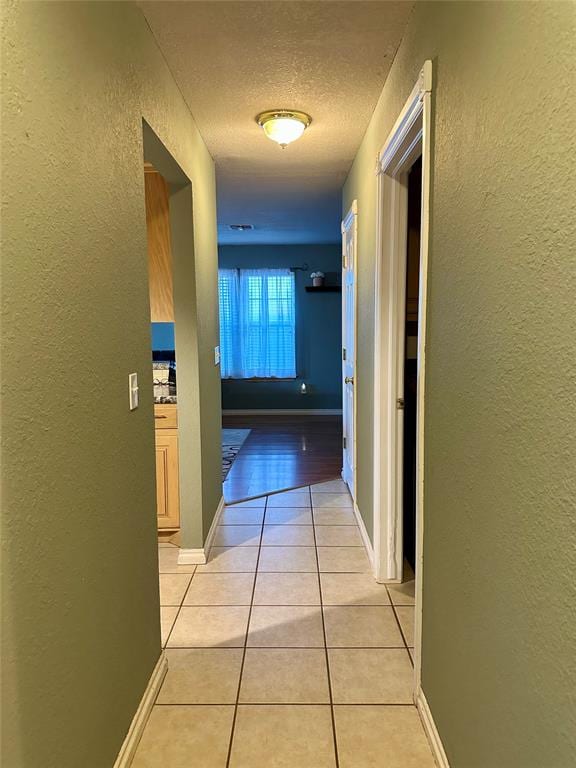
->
left=142, top=480, right=431, bottom=767
left=4, top=2, right=574, bottom=766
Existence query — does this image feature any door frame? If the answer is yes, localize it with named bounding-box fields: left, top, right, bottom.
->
left=373, top=61, right=432, bottom=692
left=143, top=122, right=205, bottom=556
left=341, top=200, right=358, bottom=499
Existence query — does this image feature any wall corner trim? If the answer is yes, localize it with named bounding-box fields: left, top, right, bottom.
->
left=415, top=687, right=450, bottom=768
left=352, top=499, right=375, bottom=570
left=178, top=496, right=225, bottom=565
left=113, top=652, right=168, bottom=768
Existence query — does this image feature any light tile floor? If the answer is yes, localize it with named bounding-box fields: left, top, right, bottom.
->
left=134, top=480, right=434, bottom=767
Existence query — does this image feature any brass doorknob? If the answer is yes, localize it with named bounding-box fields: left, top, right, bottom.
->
left=344, top=376, right=354, bottom=385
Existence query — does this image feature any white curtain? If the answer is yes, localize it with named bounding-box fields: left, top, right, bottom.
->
left=218, top=268, right=296, bottom=379
left=218, top=269, right=241, bottom=378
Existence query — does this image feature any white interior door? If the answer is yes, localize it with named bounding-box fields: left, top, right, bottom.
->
left=341, top=201, right=357, bottom=497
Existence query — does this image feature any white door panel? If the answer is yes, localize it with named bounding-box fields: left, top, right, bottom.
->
left=341, top=201, right=357, bottom=497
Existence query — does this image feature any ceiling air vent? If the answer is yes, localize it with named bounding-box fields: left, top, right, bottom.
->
left=229, top=224, right=253, bottom=232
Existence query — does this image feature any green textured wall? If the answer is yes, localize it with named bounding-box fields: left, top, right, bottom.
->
left=344, top=1, right=576, bottom=765
left=1, top=2, right=220, bottom=766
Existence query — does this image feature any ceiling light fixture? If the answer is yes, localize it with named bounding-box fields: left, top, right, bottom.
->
left=256, top=110, right=312, bottom=149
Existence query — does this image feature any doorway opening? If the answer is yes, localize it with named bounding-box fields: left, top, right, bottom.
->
left=402, top=157, right=422, bottom=572
left=372, top=62, right=432, bottom=702
left=218, top=247, right=344, bottom=503
left=142, top=122, right=207, bottom=648
left=145, top=162, right=180, bottom=543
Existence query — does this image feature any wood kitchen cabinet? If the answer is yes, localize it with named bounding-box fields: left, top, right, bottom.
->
left=154, top=405, right=179, bottom=531
left=145, top=165, right=174, bottom=322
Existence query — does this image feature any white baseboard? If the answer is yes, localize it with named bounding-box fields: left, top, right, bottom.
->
left=203, top=495, right=225, bottom=556
left=176, top=547, right=207, bottom=565
left=352, top=499, right=375, bottom=570
left=178, top=496, right=225, bottom=565
left=222, top=409, right=342, bottom=416
left=415, top=687, right=450, bottom=768
left=113, top=652, right=167, bottom=768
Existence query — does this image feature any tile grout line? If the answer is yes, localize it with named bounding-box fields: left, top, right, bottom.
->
left=164, top=645, right=408, bottom=650
left=224, top=493, right=268, bottom=768
left=214, top=542, right=365, bottom=548
left=310, top=484, right=341, bottom=768
left=161, top=566, right=198, bottom=651
left=154, top=568, right=197, bottom=707
left=160, top=605, right=399, bottom=609
left=154, top=702, right=415, bottom=707
left=162, top=569, right=412, bottom=576
left=153, top=575, right=194, bottom=707
left=216, top=520, right=358, bottom=533
left=385, top=585, right=413, bottom=664
left=159, top=566, right=199, bottom=610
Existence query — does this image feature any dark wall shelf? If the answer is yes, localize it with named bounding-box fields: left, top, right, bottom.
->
left=305, top=286, right=342, bottom=293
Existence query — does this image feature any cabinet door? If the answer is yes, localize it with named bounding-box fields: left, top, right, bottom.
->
left=155, top=432, right=180, bottom=529
left=145, top=169, right=174, bottom=322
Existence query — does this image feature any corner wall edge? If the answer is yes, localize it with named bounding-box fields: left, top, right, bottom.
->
left=178, top=495, right=225, bottom=565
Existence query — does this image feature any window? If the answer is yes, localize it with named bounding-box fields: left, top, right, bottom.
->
left=218, top=268, right=296, bottom=379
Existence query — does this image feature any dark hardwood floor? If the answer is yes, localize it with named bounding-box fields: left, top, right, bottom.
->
left=222, top=415, right=343, bottom=503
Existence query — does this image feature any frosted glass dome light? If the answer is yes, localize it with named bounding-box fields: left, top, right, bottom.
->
left=256, top=110, right=312, bottom=148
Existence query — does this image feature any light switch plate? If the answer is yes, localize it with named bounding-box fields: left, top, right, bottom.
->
left=128, top=372, right=139, bottom=410
left=214, top=345, right=220, bottom=365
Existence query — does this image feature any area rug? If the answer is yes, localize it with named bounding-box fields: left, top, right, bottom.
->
left=222, top=428, right=251, bottom=481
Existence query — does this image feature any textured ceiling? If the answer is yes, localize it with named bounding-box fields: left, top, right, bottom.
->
left=139, top=1, right=413, bottom=244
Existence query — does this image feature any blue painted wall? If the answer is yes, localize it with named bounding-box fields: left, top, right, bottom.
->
left=151, top=322, right=175, bottom=351
left=218, top=245, right=342, bottom=410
